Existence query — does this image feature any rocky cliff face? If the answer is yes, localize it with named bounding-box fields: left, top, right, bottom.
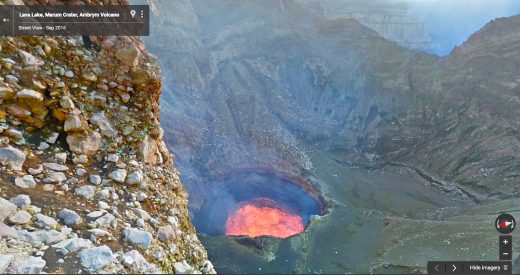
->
left=296, top=0, right=433, bottom=51
left=148, top=0, right=519, bottom=201
left=0, top=0, right=213, bottom=273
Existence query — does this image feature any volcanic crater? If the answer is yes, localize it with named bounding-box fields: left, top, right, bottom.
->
left=190, top=171, right=324, bottom=239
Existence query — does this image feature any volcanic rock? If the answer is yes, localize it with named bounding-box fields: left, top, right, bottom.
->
left=8, top=210, right=31, bottom=225
left=19, top=256, right=46, bottom=274
left=89, top=112, right=118, bottom=137
left=77, top=245, right=113, bottom=272
left=14, top=175, right=36, bottom=189
left=115, top=46, right=140, bottom=67
left=0, top=87, right=14, bottom=100
left=122, top=250, right=146, bottom=269
left=89, top=175, right=102, bottom=185
left=66, top=131, right=101, bottom=156
left=58, top=208, right=83, bottom=226
left=75, top=185, right=96, bottom=200
left=0, top=146, right=26, bottom=171
left=42, top=172, right=67, bottom=184
left=16, top=89, right=43, bottom=102
left=132, top=208, right=151, bottom=221
left=52, top=237, right=92, bottom=255
left=0, top=255, right=13, bottom=273
left=43, top=162, right=68, bottom=172
left=59, top=96, right=75, bottom=109
left=54, top=152, right=67, bottom=163
left=126, top=170, right=143, bottom=185
left=109, top=169, right=127, bottom=183
left=17, top=229, right=65, bottom=244
left=18, top=50, right=43, bottom=67
left=90, top=213, right=116, bottom=228
left=45, top=133, right=59, bottom=144
left=34, top=213, right=58, bottom=228
left=9, top=194, right=31, bottom=209
left=157, top=225, right=174, bottom=242
left=173, top=261, right=195, bottom=274
left=123, top=227, right=152, bottom=248
left=0, top=198, right=17, bottom=220
left=64, top=113, right=88, bottom=132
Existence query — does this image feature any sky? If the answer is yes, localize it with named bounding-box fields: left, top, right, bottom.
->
left=404, top=0, right=520, bottom=55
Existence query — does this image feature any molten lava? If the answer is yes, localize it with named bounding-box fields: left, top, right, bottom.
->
left=225, top=198, right=304, bottom=238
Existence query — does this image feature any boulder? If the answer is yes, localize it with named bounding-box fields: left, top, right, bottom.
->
left=28, top=165, right=43, bottom=175
left=17, top=89, right=44, bottom=102
left=86, top=211, right=105, bottom=219
left=52, top=237, right=92, bottom=255
left=0, top=87, right=14, bottom=100
left=43, top=162, right=68, bottom=172
left=17, top=229, right=65, bottom=244
left=89, top=175, right=102, bottom=185
left=0, top=223, right=18, bottom=239
left=58, top=208, right=83, bottom=226
left=173, top=261, right=194, bottom=274
left=18, top=50, right=43, bottom=67
left=0, top=255, right=13, bottom=273
left=0, top=146, right=26, bottom=171
left=64, top=114, right=88, bottom=132
left=126, top=170, right=143, bottom=185
left=9, top=194, right=31, bottom=209
left=45, top=133, right=59, bottom=144
left=89, top=113, right=118, bottom=137
left=14, top=175, right=36, bottom=189
left=6, top=105, right=31, bottom=118
left=8, top=210, right=31, bottom=225
left=0, top=198, right=17, bottom=221
left=75, top=168, right=87, bottom=176
left=72, top=155, right=88, bottom=164
left=42, top=172, right=67, bottom=184
left=157, top=225, right=174, bottom=242
left=75, top=185, right=96, bottom=200
left=59, top=96, right=75, bottom=109
left=138, top=135, right=157, bottom=164
left=109, top=169, right=127, bottom=183
left=121, top=250, right=146, bottom=269
left=90, top=213, right=116, bottom=228
left=88, top=228, right=112, bottom=237
left=34, top=213, right=58, bottom=228
left=54, top=152, right=67, bottom=163
left=132, top=208, right=151, bottom=221
left=77, top=245, right=113, bottom=272
left=106, top=154, right=119, bottom=162
left=101, top=36, right=117, bottom=49
left=37, top=142, right=49, bottom=150
left=123, top=227, right=152, bottom=248
left=19, top=256, right=46, bottom=274
left=66, top=131, right=101, bottom=156
left=115, top=46, right=140, bottom=67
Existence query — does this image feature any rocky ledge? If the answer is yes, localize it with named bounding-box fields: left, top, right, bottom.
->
left=0, top=0, right=214, bottom=274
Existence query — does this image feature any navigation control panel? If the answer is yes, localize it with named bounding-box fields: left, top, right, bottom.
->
left=427, top=213, right=515, bottom=274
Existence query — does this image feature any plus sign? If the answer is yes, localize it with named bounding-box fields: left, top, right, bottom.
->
left=503, top=239, right=509, bottom=245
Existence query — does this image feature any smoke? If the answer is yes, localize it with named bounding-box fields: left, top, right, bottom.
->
left=404, top=0, right=520, bottom=55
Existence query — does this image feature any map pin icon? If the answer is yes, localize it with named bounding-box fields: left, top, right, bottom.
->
left=130, top=10, right=136, bottom=19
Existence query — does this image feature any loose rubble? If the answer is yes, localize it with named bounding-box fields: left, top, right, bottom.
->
left=0, top=4, right=214, bottom=274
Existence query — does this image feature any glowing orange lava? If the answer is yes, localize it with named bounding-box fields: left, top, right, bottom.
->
left=225, top=198, right=304, bottom=238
